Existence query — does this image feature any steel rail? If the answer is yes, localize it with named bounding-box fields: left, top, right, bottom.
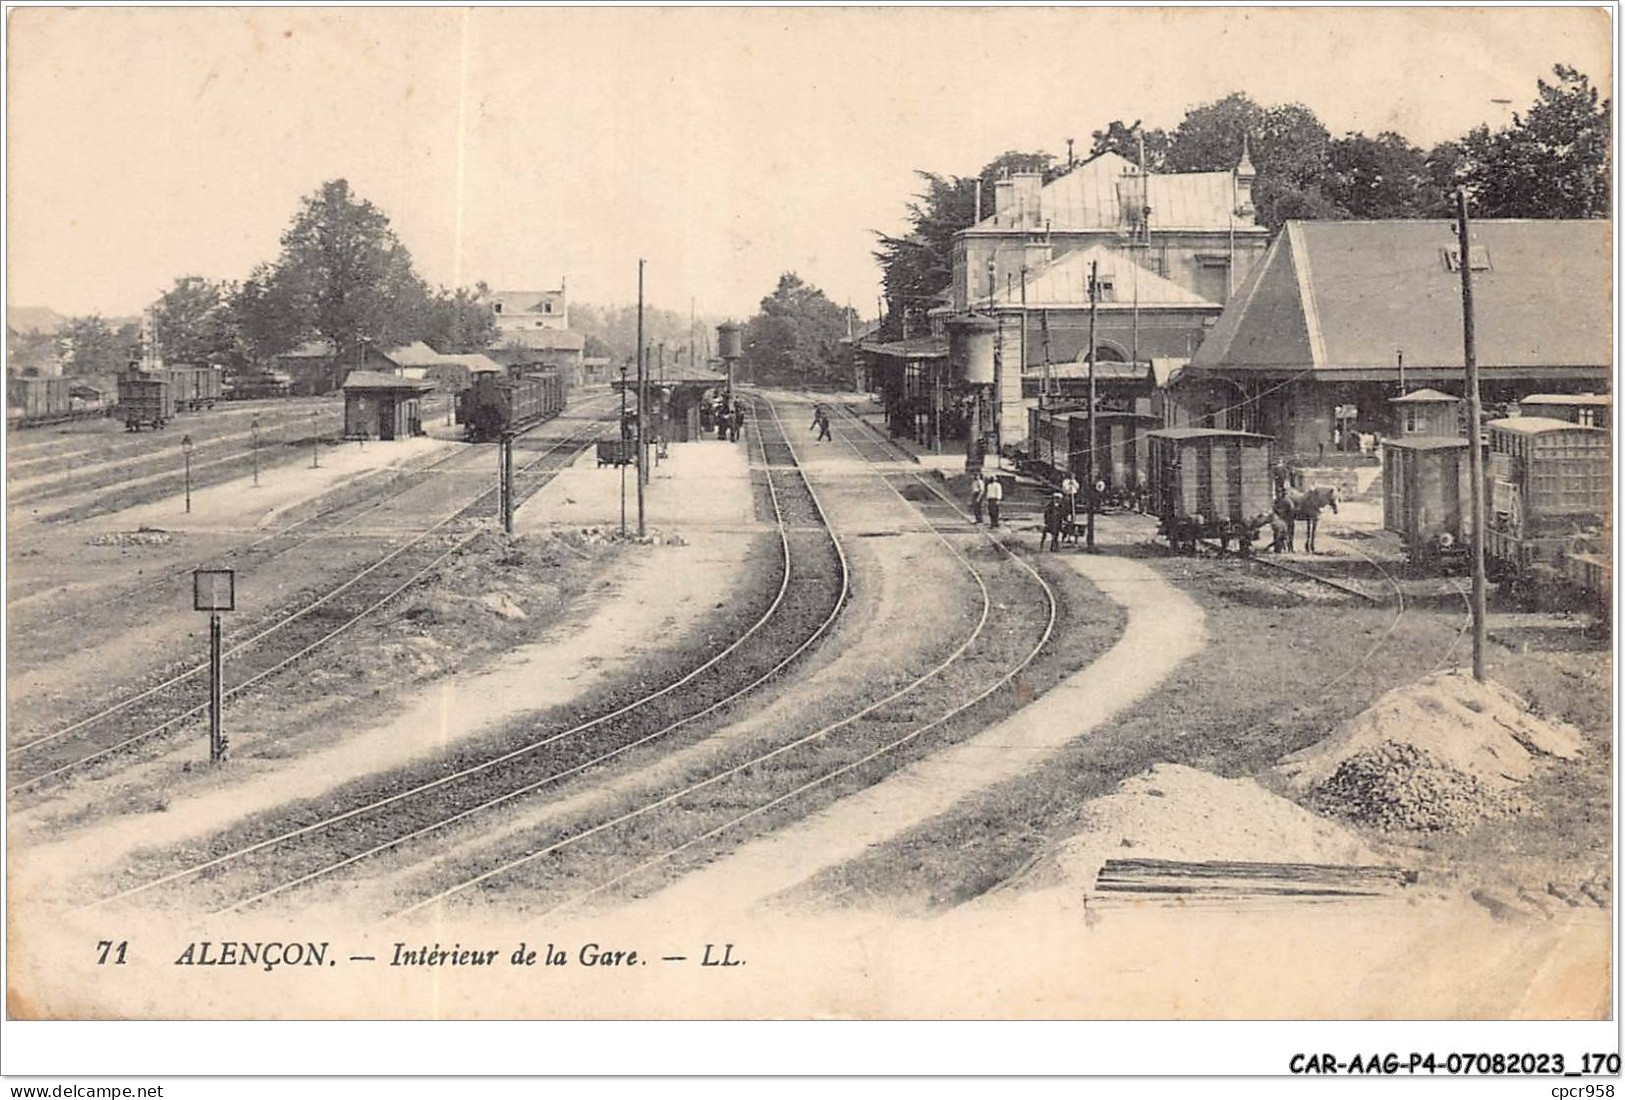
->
left=92, top=391, right=851, bottom=911
left=393, top=393, right=1057, bottom=920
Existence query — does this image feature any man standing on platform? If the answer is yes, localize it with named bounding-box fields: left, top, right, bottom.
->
left=1042, top=492, right=1066, bottom=551
left=1060, top=471, right=1080, bottom=530
left=970, top=476, right=985, bottom=524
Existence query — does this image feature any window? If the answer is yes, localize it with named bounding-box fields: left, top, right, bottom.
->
left=1090, top=276, right=1117, bottom=302
left=543, top=302, right=553, bottom=313
left=493, top=302, right=503, bottom=314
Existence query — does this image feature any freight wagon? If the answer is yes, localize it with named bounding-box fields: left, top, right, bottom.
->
left=456, top=368, right=566, bottom=442
left=167, top=365, right=223, bottom=411
left=223, top=370, right=293, bottom=400
left=1483, top=417, right=1610, bottom=604
left=1027, top=406, right=1158, bottom=509
left=117, top=369, right=174, bottom=431
left=7, top=376, right=73, bottom=427
left=1514, top=393, right=1611, bottom=432
left=1145, top=428, right=1276, bottom=554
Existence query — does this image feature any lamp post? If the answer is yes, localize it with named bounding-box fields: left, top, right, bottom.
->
left=250, top=416, right=261, bottom=487
left=311, top=409, right=321, bottom=468
left=181, top=434, right=194, bottom=513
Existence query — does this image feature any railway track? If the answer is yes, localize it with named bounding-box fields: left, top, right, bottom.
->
left=91, top=392, right=851, bottom=914
left=12, top=393, right=621, bottom=635
left=9, top=404, right=617, bottom=793
left=1196, top=522, right=1474, bottom=686
left=382, top=393, right=1058, bottom=919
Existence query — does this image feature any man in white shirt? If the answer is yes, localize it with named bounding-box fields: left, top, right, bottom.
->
left=983, top=475, right=1004, bottom=528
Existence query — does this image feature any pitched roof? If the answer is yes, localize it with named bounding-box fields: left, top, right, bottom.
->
left=340, top=370, right=436, bottom=392
left=1487, top=415, right=1608, bottom=436
left=1521, top=392, right=1611, bottom=407
left=969, top=153, right=1260, bottom=234
left=979, top=245, right=1217, bottom=309
left=1391, top=387, right=1460, bottom=404
left=382, top=341, right=449, bottom=367
left=433, top=352, right=505, bottom=373
left=491, top=289, right=565, bottom=316
left=1190, top=219, right=1612, bottom=373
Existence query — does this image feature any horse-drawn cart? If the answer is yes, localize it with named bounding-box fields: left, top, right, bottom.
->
left=1146, top=428, right=1276, bottom=554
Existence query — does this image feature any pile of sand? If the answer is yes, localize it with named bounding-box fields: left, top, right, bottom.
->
left=1279, top=672, right=1584, bottom=832
left=1048, top=764, right=1379, bottom=891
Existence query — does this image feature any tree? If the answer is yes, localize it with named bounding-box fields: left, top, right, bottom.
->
left=1460, top=65, right=1610, bottom=218
left=231, top=262, right=310, bottom=365
left=56, top=315, right=139, bottom=377
left=872, top=150, right=1054, bottom=340
left=1089, top=120, right=1170, bottom=171
left=740, top=273, right=853, bottom=385
left=1166, top=93, right=1338, bottom=227
left=263, top=179, right=432, bottom=359
left=424, top=282, right=497, bottom=353
left=153, top=275, right=246, bottom=368
left=874, top=171, right=976, bottom=339
left=1324, top=132, right=1438, bottom=219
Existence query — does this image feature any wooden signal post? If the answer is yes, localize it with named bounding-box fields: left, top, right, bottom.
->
left=194, top=568, right=235, bottom=764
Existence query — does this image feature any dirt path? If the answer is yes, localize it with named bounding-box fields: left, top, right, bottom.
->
left=627, top=548, right=1208, bottom=917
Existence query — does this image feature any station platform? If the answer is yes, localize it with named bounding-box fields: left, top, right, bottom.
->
left=516, top=438, right=759, bottom=534
left=66, top=434, right=456, bottom=537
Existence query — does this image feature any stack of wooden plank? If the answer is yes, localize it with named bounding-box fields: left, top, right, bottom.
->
left=1093, top=858, right=1414, bottom=905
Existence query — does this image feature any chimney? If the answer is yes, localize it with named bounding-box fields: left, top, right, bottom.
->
left=1010, top=171, right=1044, bottom=228
left=993, top=175, right=1015, bottom=223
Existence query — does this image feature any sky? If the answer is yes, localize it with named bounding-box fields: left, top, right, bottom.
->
left=6, top=6, right=1613, bottom=321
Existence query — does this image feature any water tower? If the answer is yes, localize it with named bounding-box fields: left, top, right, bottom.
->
left=717, top=322, right=742, bottom=398
left=946, top=313, right=999, bottom=473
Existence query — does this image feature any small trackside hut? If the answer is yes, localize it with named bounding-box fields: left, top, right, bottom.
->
left=1382, top=389, right=1471, bottom=566
left=1146, top=427, right=1275, bottom=554
left=340, top=370, right=436, bottom=441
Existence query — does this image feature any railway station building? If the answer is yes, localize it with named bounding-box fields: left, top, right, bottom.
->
left=950, top=149, right=1270, bottom=314
left=1182, top=218, right=1612, bottom=463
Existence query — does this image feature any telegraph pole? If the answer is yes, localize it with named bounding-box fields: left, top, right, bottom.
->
left=1086, top=260, right=1099, bottom=552
left=619, top=365, right=629, bottom=538
left=635, top=259, right=647, bottom=537
left=1456, top=190, right=1488, bottom=682
left=499, top=431, right=515, bottom=535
